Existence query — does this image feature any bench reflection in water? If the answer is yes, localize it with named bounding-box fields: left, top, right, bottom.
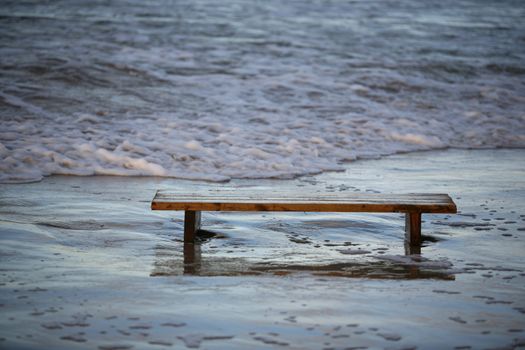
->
left=150, top=242, right=455, bottom=281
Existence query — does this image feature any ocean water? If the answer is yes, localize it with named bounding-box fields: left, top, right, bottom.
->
left=1, top=0, right=524, bottom=183
left=1, top=149, right=524, bottom=349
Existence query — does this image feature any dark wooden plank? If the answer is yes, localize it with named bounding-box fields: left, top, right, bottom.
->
left=152, top=191, right=457, bottom=214
left=153, top=191, right=454, bottom=202
left=154, top=191, right=451, bottom=198
left=154, top=195, right=453, bottom=203
left=154, top=199, right=453, bottom=206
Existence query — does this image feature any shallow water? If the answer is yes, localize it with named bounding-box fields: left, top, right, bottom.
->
left=1, top=0, right=525, bottom=182
left=0, top=149, right=524, bottom=349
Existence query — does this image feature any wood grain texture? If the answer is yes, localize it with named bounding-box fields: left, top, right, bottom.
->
left=405, top=212, right=422, bottom=246
left=184, top=210, right=201, bottom=242
left=151, top=191, right=457, bottom=214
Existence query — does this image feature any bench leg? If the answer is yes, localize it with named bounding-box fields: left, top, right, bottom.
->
left=404, top=242, right=421, bottom=255
left=405, top=212, right=422, bottom=247
left=184, top=210, right=201, bottom=243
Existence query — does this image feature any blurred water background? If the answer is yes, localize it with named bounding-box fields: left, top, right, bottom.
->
left=1, top=0, right=524, bottom=182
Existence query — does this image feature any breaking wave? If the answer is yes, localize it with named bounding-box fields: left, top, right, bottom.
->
left=1, top=0, right=524, bottom=183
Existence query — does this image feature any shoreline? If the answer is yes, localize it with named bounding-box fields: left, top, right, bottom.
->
left=4, top=146, right=525, bottom=186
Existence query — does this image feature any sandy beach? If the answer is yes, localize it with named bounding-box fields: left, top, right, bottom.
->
left=1, top=148, right=524, bottom=349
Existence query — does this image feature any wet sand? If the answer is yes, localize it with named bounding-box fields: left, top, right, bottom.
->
left=1, top=149, right=524, bottom=349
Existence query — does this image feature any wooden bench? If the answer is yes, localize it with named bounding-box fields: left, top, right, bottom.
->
left=151, top=191, right=457, bottom=248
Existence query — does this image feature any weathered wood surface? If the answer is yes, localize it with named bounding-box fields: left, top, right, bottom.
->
left=405, top=212, right=422, bottom=246
left=151, top=191, right=457, bottom=214
left=184, top=210, right=201, bottom=242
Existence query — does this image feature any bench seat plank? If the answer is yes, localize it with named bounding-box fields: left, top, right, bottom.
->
left=151, top=191, right=457, bottom=214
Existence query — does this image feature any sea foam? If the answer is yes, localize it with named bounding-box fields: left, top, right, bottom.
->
left=1, top=0, right=524, bottom=183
